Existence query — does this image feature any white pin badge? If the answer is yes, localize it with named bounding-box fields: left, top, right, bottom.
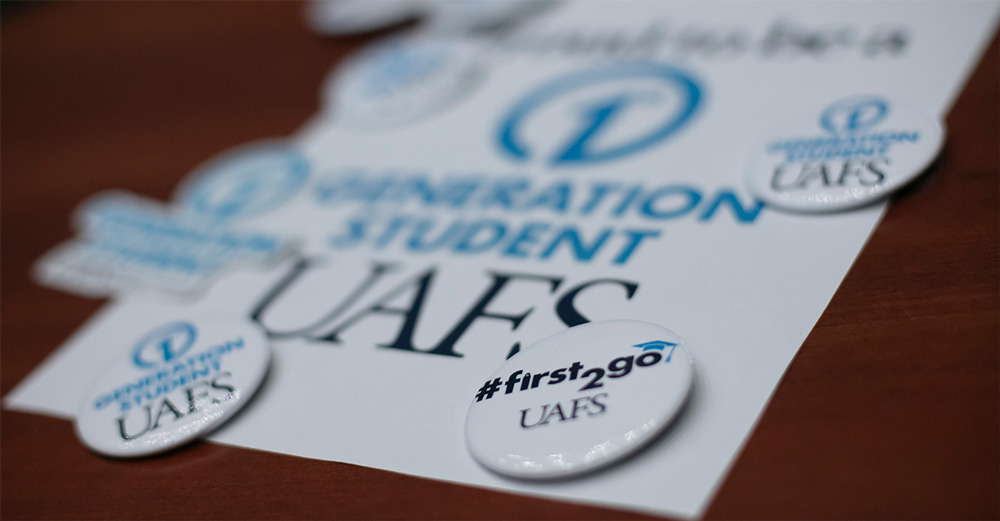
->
left=323, top=36, right=484, bottom=130
left=465, top=320, right=693, bottom=479
left=745, top=95, right=944, bottom=213
left=305, top=0, right=423, bottom=36
left=75, top=317, right=270, bottom=458
left=424, top=0, right=559, bottom=34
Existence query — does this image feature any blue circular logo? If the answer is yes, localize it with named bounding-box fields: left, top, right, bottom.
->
left=354, top=40, right=451, bottom=98
left=820, top=96, right=889, bottom=134
left=132, top=321, right=197, bottom=369
left=179, top=143, right=310, bottom=221
left=329, top=37, right=483, bottom=130
left=497, top=63, right=703, bottom=166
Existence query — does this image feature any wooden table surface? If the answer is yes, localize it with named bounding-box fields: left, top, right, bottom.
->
left=2, top=2, right=997, bottom=519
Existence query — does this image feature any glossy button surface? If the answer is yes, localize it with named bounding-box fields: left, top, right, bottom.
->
left=306, top=0, right=422, bottom=36
left=324, top=36, right=484, bottom=130
left=746, top=95, right=944, bottom=213
left=75, top=317, right=270, bottom=458
left=465, top=320, right=693, bottom=479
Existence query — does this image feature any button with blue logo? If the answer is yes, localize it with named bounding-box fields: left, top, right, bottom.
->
left=75, top=317, right=270, bottom=458
left=746, top=95, right=945, bottom=212
left=465, top=320, right=694, bottom=479
left=175, top=141, right=310, bottom=222
left=324, top=35, right=484, bottom=130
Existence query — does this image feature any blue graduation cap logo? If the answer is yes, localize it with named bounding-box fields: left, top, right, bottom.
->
left=633, top=340, right=676, bottom=351
left=633, top=340, right=679, bottom=362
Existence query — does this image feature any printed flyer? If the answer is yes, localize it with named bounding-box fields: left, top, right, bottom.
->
left=7, top=1, right=999, bottom=517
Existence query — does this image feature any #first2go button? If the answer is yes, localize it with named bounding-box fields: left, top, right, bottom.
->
left=465, top=320, right=694, bottom=479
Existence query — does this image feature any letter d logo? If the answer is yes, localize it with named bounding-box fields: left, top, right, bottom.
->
left=497, top=63, right=703, bottom=167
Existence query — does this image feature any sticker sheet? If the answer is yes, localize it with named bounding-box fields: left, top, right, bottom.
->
left=7, top=1, right=999, bottom=517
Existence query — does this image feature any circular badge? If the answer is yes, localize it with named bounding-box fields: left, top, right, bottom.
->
left=424, top=0, right=558, bottom=34
left=305, top=0, right=424, bottom=36
left=745, top=95, right=944, bottom=213
left=175, top=142, right=310, bottom=222
left=75, top=317, right=270, bottom=458
left=324, top=36, right=484, bottom=130
left=465, top=320, right=693, bottom=479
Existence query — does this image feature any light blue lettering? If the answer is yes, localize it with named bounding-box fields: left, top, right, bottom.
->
left=539, top=227, right=612, bottom=262
left=522, top=182, right=571, bottom=214
left=698, top=191, right=765, bottom=223
left=407, top=219, right=465, bottom=252
left=614, top=229, right=661, bottom=264
left=478, top=179, right=530, bottom=210
left=641, top=186, right=701, bottom=219
left=454, top=220, right=507, bottom=253
left=503, top=222, right=550, bottom=258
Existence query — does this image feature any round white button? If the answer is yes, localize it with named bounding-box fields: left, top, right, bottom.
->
left=323, top=36, right=484, bottom=130
left=306, top=0, right=423, bottom=36
left=745, top=95, right=944, bottom=213
left=424, top=0, right=556, bottom=34
left=465, top=320, right=694, bottom=479
left=75, top=317, right=270, bottom=458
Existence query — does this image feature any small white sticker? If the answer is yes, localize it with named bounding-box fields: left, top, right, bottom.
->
left=745, top=95, right=945, bottom=212
left=75, top=317, right=270, bottom=458
left=465, top=320, right=693, bottom=479
left=33, top=191, right=297, bottom=298
left=34, top=141, right=307, bottom=299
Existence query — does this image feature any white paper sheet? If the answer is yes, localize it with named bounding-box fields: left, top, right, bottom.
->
left=7, top=2, right=998, bottom=518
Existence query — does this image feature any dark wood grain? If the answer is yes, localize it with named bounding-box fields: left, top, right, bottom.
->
left=2, top=3, right=997, bottom=519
